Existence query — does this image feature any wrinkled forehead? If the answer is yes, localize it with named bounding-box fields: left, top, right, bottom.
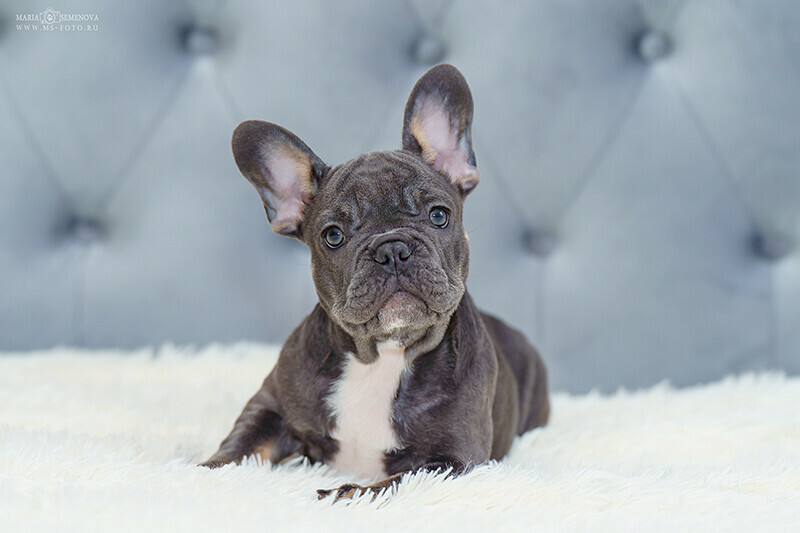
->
left=314, top=151, right=459, bottom=225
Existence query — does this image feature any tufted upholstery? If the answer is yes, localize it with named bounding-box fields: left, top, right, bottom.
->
left=0, top=0, right=798, bottom=392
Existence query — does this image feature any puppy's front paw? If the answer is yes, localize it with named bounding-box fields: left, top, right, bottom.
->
left=316, top=483, right=365, bottom=502
left=199, top=460, right=223, bottom=469
left=199, top=453, right=239, bottom=469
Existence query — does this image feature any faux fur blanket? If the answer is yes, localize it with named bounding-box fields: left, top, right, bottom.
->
left=1, top=344, right=798, bottom=532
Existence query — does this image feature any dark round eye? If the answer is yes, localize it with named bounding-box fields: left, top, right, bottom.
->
left=322, top=226, right=345, bottom=248
left=429, top=207, right=449, bottom=228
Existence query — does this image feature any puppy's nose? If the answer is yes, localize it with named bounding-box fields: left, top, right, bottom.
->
left=374, top=240, right=412, bottom=273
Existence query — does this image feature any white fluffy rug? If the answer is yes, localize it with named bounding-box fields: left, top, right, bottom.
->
left=1, top=344, right=799, bottom=532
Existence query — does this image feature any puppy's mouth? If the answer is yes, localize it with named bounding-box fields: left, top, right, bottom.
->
left=377, top=291, right=427, bottom=331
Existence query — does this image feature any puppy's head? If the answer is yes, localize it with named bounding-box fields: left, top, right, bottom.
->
left=232, top=65, right=480, bottom=359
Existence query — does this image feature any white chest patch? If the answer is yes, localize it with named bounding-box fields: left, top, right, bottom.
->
left=327, top=340, right=406, bottom=480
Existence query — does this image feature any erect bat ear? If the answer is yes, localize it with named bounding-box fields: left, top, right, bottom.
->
left=232, top=120, right=328, bottom=239
left=402, top=64, right=480, bottom=195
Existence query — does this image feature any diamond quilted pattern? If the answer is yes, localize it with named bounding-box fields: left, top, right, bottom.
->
left=0, top=0, right=191, bottom=214
left=218, top=0, right=419, bottom=164
left=544, top=76, right=772, bottom=391
left=0, top=85, right=78, bottom=348
left=671, top=0, right=800, bottom=237
left=444, top=0, right=649, bottom=226
left=81, top=64, right=317, bottom=346
left=0, top=0, right=798, bottom=391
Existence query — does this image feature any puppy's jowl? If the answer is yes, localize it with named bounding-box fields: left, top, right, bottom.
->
left=203, top=65, right=550, bottom=501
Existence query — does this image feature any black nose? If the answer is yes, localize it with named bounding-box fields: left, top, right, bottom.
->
left=374, top=240, right=412, bottom=273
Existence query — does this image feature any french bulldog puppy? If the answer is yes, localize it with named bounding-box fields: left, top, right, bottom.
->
left=203, top=64, right=549, bottom=501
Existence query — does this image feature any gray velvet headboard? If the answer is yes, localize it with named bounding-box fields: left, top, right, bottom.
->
left=1, top=0, right=798, bottom=392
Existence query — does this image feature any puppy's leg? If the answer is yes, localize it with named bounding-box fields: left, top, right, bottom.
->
left=201, top=377, right=298, bottom=467
left=316, top=461, right=465, bottom=502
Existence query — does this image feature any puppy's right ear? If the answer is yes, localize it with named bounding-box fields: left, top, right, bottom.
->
left=232, top=121, right=328, bottom=239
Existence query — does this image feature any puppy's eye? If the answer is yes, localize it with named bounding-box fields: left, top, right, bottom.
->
left=322, top=226, right=345, bottom=248
left=429, top=207, right=449, bottom=228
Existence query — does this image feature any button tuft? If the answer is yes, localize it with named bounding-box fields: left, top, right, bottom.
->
left=64, top=215, right=104, bottom=246
left=523, top=228, right=557, bottom=258
left=182, top=25, right=219, bottom=55
left=753, top=232, right=793, bottom=260
left=637, top=30, right=671, bottom=62
left=412, top=34, right=446, bottom=65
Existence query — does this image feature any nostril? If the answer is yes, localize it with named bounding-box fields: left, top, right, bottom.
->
left=375, top=248, right=391, bottom=265
left=396, top=244, right=411, bottom=261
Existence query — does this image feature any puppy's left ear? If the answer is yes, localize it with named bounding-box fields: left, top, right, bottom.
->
left=402, top=64, right=480, bottom=195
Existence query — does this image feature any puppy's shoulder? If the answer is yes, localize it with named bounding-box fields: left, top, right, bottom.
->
left=277, top=305, right=348, bottom=374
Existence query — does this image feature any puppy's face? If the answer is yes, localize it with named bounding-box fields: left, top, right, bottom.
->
left=304, top=150, right=468, bottom=344
left=232, top=65, right=480, bottom=353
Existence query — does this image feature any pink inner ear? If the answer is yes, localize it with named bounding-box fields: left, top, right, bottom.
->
left=264, top=151, right=310, bottom=234
left=417, top=102, right=480, bottom=190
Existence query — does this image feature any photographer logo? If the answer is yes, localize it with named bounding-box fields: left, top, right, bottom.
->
left=40, top=7, right=60, bottom=24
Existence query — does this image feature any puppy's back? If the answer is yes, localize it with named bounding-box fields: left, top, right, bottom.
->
left=480, top=312, right=550, bottom=434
